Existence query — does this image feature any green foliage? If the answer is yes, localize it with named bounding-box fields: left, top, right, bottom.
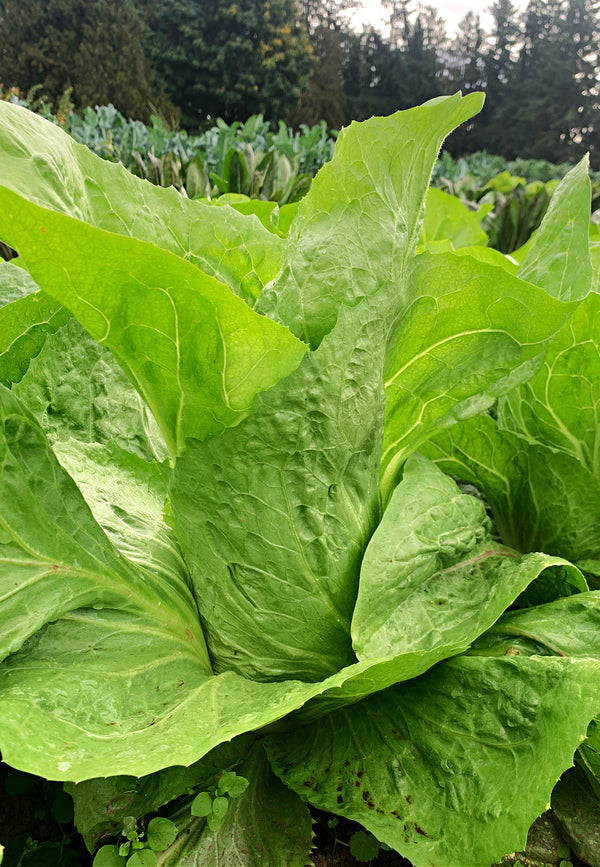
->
left=190, top=771, right=249, bottom=832
left=348, top=829, right=381, bottom=862
left=141, top=0, right=312, bottom=127
left=3, top=93, right=600, bottom=867
left=11, top=100, right=334, bottom=204
left=0, top=0, right=166, bottom=121
left=0, top=763, right=87, bottom=866
left=90, top=815, right=177, bottom=865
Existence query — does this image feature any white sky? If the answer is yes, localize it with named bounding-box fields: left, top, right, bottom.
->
left=351, top=1, right=529, bottom=37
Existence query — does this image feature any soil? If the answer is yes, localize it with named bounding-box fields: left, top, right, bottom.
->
left=310, top=810, right=413, bottom=866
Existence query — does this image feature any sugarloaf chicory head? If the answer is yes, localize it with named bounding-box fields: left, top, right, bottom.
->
left=0, top=94, right=600, bottom=866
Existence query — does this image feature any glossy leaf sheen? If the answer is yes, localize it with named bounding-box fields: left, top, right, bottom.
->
left=267, top=656, right=600, bottom=867
left=423, top=414, right=600, bottom=563
left=0, top=261, right=68, bottom=386
left=0, top=101, right=284, bottom=302
left=0, top=188, right=307, bottom=457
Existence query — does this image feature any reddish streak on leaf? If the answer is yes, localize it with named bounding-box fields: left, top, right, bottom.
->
left=185, top=628, right=194, bottom=642
left=52, top=565, right=59, bottom=571
left=40, top=227, right=47, bottom=233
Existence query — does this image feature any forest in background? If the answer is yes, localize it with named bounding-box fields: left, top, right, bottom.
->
left=0, top=0, right=599, bottom=163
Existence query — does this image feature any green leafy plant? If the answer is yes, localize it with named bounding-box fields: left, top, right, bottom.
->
left=1, top=93, right=600, bottom=867
left=190, top=771, right=249, bottom=832
left=91, top=815, right=178, bottom=866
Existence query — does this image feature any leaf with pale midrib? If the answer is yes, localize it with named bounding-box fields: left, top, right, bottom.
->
left=0, top=188, right=307, bottom=458
left=0, top=101, right=284, bottom=303
left=266, top=656, right=600, bottom=867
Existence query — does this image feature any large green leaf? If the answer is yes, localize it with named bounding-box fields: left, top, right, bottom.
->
left=0, top=261, right=68, bottom=386
left=171, top=434, right=576, bottom=711
left=0, top=385, right=350, bottom=783
left=517, top=156, right=592, bottom=301
left=156, top=745, right=313, bottom=867
left=13, top=317, right=167, bottom=462
left=266, top=656, right=600, bottom=867
left=469, top=591, right=600, bottom=658
left=2, top=377, right=575, bottom=782
left=170, top=308, right=380, bottom=682
left=0, top=188, right=307, bottom=458
left=168, top=96, right=488, bottom=682
left=380, top=251, right=579, bottom=498
left=51, top=439, right=184, bottom=583
left=0, top=101, right=283, bottom=302
left=256, top=93, right=485, bottom=347
left=0, top=385, right=206, bottom=664
left=499, top=290, right=600, bottom=476
left=352, top=454, right=584, bottom=660
left=419, top=186, right=488, bottom=250
left=423, top=413, right=600, bottom=563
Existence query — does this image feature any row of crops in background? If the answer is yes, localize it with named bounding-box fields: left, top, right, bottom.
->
left=3, top=88, right=600, bottom=255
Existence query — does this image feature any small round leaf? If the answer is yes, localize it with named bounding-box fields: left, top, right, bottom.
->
left=218, top=773, right=249, bottom=798
left=92, top=844, right=127, bottom=867
left=127, top=850, right=158, bottom=867
left=146, top=817, right=178, bottom=851
left=207, top=812, right=225, bottom=833
left=212, top=796, right=229, bottom=821
left=216, top=771, right=237, bottom=795
left=349, top=830, right=380, bottom=862
left=191, top=791, right=212, bottom=817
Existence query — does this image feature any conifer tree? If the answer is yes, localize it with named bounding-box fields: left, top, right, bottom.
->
left=492, top=0, right=600, bottom=160
left=142, top=0, right=312, bottom=127
left=291, top=0, right=359, bottom=127
left=0, top=0, right=160, bottom=120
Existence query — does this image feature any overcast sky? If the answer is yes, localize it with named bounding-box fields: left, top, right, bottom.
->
left=351, top=1, right=529, bottom=36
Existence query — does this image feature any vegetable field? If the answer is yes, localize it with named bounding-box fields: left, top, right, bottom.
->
left=1, top=93, right=600, bottom=867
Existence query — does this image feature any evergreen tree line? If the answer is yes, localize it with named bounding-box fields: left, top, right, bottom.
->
left=0, top=0, right=599, bottom=162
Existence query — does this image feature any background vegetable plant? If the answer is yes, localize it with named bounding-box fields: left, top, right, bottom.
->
left=1, top=93, right=600, bottom=867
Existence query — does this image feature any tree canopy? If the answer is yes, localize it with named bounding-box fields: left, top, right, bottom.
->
left=0, top=0, right=161, bottom=120
left=141, top=0, right=312, bottom=126
left=1, top=0, right=600, bottom=161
